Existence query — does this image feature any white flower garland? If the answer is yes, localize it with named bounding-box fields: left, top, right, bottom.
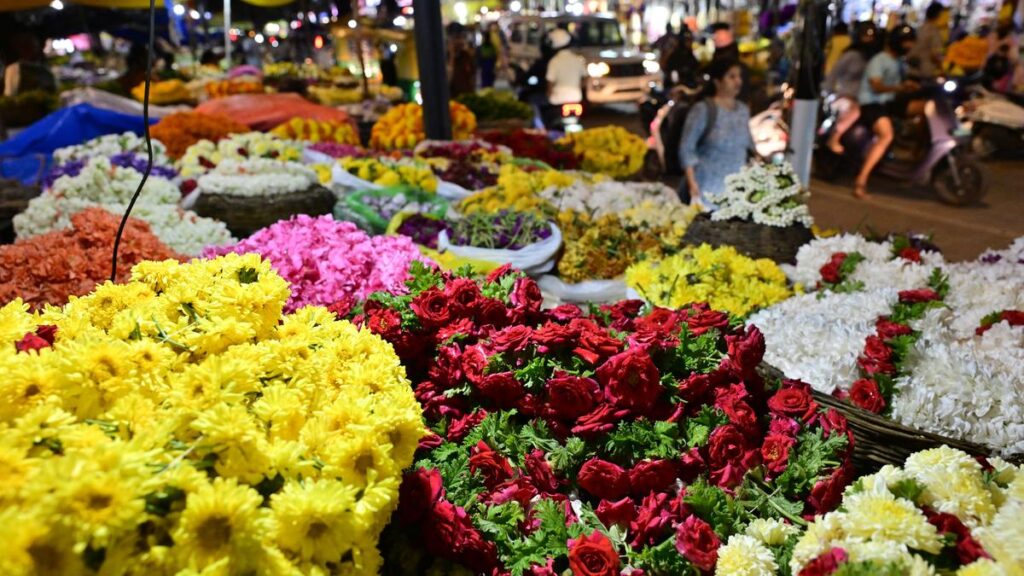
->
left=177, top=132, right=303, bottom=177
left=196, top=159, right=319, bottom=197
left=539, top=180, right=682, bottom=218
left=706, top=160, right=814, bottom=228
left=52, top=131, right=169, bottom=166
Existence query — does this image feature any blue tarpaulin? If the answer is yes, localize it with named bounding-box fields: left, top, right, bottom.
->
left=0, top=104, right=155, bottom=185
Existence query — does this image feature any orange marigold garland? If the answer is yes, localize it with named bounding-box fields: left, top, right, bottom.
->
left=151, top=112, right=249, bottom=159
left=0, top=208, right=181, bottom=309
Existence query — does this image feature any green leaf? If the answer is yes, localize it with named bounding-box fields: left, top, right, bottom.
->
left=683, top=479, right=749, bottom=537
left=549, top=437, right=588, bottom=474
left=237, top=266, right=259, bottom=284
left=773, top=429, right=848, bottom=499
left=405, top=260, right=446, bottom=293
left=683, top=406, right=729, bottom=449
left=605, top=419, right=687, bottom=464
left=927, top=267, right=950, bottom=298
left=627, top=538, right=698, bottom=575
left=502, top=498, right=575, bottom=575
left=888, top=478, right=926, bottom=504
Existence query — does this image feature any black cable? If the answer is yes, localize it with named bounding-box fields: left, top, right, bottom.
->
left=111, top=0, right=157, bottom=282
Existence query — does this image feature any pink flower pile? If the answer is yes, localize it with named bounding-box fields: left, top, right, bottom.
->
left=205, top=214, right=431, bottom=311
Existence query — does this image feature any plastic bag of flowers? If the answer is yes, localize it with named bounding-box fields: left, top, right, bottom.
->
left=0, top=207, right=181, bottom=309
left=0, top=253, right=424, bottom=575
left=436, top=210, right=562, bottom=276
left=556, top=126, right=647, bottom=179
left=789, top=446, right=1023, bottom=575
left=340, top=186, right=450, bottom=235
left=346, top=264, right=855, bottom=575
left=204, top=214, right=432, bottom=313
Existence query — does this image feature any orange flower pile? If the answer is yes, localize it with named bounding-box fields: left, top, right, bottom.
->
left=151, top=112, right=248, bottom=159
left=205, top=79, right=264, bottom=99
left=0, top=208, right=181, bottom=309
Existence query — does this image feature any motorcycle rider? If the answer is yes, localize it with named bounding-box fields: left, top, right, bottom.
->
left=823, top=21, right=881, bottom=154
left=853, top=26, right=920, bottom=199
left=545, top=29, right=587, bottom=112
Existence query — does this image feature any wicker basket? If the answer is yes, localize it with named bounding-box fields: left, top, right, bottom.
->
left=682, top=213, right=812, bottom=264
left=0, top=179, right=41, bottom=244
left=192, top=185, right=335, bottom=239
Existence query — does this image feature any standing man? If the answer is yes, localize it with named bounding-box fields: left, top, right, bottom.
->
left=908, top=3, right=948, bottom=81
left=545, top=29, right=586, bottom=106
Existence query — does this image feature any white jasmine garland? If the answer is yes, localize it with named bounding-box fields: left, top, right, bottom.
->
left=53, top=131, right=169, bottom=166
left=177, top=132, right=303, bottom=177
left=706, top=160, right=814, bottom=228
left=197, top=159, right=318, bottom=197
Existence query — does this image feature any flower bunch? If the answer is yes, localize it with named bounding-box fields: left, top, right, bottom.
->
left=355, top=267, right=852, bottom=575
left=415, top=141, right=510, bottom=191
left=0, top=253, right=424, bottom=575
left=205, top=77, right=264, bottom=98
left=446, top=211, right=554, bottom=250
left=556, top=212, right=677, bottom=283
left=0, top=207, right=180, bottom=309
left=43, top=151, right=179, bottom=190
left=395, top=213, right=450, bottom=250
left=339, top=158, right=438, bottom=193
left=458, top=164, right=584, bottom=215
left=626, top=244, right=794, bottom=318
left=150, top=111, right=249, bottom=159
left=979, top=236, right=1024, bottom=265
left=197, top=159, right=319, bottom=198
left=337, top=188, right=450, bottom=235
left=478, top=129, right=580, bottom=169
left=132, top=78, right=193, bottom=104
left=787, top=233, right=945, bottom=292
left=206, top=215, right=431, bottom=312
left=178, top=132, right=303, bottom=178
left=556, top=126, right=647, bottom=179
left=370, top=102, right=477, bottom=150
left=540, top=180, right=674, bottom=218
left=791, top=446, right=1023, bottom=575
left=52, top=131, right=170, bottom=167
left=14, top=157, right=233, bottom=256
left=270, top=117, right=360, bottom=145
left=708, top=161, right=814, bottom=228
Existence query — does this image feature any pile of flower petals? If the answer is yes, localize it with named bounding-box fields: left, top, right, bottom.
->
left=205, top=214, right=432, bottom=311
left=0, top=207, right=181, bottom=309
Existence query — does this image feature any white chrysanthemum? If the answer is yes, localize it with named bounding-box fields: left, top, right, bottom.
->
left=198, top=159, right=318, bottom=197
left=53, top=131, right=169, bottom=165
left=976, top=497, right=1024, bottom=573
left=745, top=518, right=800, bottom=546
left=956, top=559, right=1011, bottom=576
left=843, top=538, right=916, bottom=566
left=715, top=534, right=778, bottom=576
left=708, top=160, right=813, bottom=228
left=842, top=491, right=942, bottom=554
left=789, top=513, right=846, bottom=573
left=850, top=465, right=908, bottom=497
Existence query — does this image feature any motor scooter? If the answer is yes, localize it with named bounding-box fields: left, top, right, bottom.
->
left=959, top=86, right=1024, bottom=159
left=814, top=81, right=988, bottom=206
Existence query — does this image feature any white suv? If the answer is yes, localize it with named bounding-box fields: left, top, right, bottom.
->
left=502, top=14, right=661, bottom=104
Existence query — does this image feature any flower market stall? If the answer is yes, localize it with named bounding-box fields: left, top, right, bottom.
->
left=2, top=87, right=1023, bottom=576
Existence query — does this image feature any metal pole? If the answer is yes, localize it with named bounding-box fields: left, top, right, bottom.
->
left=224, top=0, right=232, bottom=69
left=788, top=0, right=825, bottom=186
left=413, top=0, right=452, bottom=139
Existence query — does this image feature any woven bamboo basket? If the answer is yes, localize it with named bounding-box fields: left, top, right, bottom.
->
left=193, top=184, right=335, bottom=239
left=0, top=179, right=41, bottom=244
left=682, top=213, right=812, bottom=264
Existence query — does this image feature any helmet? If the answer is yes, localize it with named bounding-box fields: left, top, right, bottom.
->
left=548, top=28, right=572, bottom=50
left=853, top=20, right=878, bottom=45
left=888, top=25, right=916, bottom=54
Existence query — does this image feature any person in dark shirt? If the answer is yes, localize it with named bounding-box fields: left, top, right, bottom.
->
left=664, top=28, right=700, bottom=89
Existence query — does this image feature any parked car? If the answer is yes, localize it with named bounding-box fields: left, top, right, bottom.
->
left=502, top=14, right=661, bottom=104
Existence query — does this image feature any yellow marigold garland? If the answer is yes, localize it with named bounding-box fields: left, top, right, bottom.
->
left=270, top=117, right=360, bottom=146
left=0, top=253, right=424, bottom=576
left=369, top=102, right=476, bottom=150
left=624, top=244, right=793, bottom=317
left=458, top=165, right=582, bottom=215
left=340, top=158, right=438, bottom=193
left=556, top=126, right=647, bottom=179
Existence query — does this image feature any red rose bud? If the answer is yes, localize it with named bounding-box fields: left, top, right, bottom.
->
left=468, top=441, right=514, bottom=489
left=819, top=252, right=848, bottom=284
left=418, top=432, right=444, bottom=451
left=876, top=318, right=913, bottom=340
left=678, top=447, right=706, bottom=483
left=724, top=326, right=766, bottom=379
left=674, top=515, right=720, bottom=572
left=798, top=548, right=848, bottom=576
left=533, top=321, right=579, bottom=350
left=1002, top=310, right=1024, bottom=326
left=523, top=449, right=559, bottom=494
left=485, top=263, right=514, bottom=283
left=595, top=497, right=637, bottom=528
left=530, top=558, right=558, bottom=576
left=898, top=288, right=941, bottom=303
left=574, top=326, right=623, bottom=365
left=572, top=403, right=630, bottom=438
left=768, top=415, right=801, bottom=437
left=15, top=327, right=55, bottom=353
left=629, top=493, right=678, bottom=547
left=716, top=393, right=759, bottom=435
left=489, top=325, right=534, bottom=353
left=510, top=277, right=543, bottom=315
left=475, top=372, right=524, bottom=407
left=924, top=510, right=991, bottom=565
left=445, top=277, right=483, bottom=317
left=597, top=348, right=663, bottom=414
left=707, top=425, right=747, bottom=471
left=545, top=372, right=599, bottom=420
left=410, top=287, right=452, bottom=328
left=423, top=500, right=499, bottom=573
left=459, top=345, right=488, bottom=384
left=857, top=335, right=896, bottom=375
left=685, top=309, right=730, bottom=336
left=818, top=408, right=850, bottom=440
left=849, top=378, right=886, bottom=414
left=578, top=458, right=630, bottom=500
left=447, top=409, right=487, bottom=442
left=629, top=459, right=679, bottom=496
left=809, top=466, right=852, bottom=514
left=898, top=246, right=923, bottom=262
left=767, top=385, right=816, bottom=420
left=761, top=434, right=796, bottom=475
left=397, top=467, right=445, bottom=525
left=568, top=531, right=621, bottom=576
left=180, top=178, right=198, bottom=196
left=548, top=303, right=584, bottom=321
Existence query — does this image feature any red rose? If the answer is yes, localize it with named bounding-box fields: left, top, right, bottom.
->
left=485, top=263, right=514, bottom=283
left=428, top=345, right=465, bottom=388
left=424, top=500, right=499, bottom=573
left=533, top=321, right=579, bottom=351
left=475, top=372, right=524, bottom=407
left=674, top=515, right=720, bottom=572
left=530, top=558, right=558, bottom=576
left=549, top=304, right=584, bottom=321
left=858, top=335, right=895, bottom=375
left=578, top=458, right=630, bottom=500
left=397, top=467, right=444, bottom=525
left=447, top=409, right=488, bottom=442
left=898, top=288, right=941, bottom=303
left=678, top=447, right=706, bottom=483
left=486, top=476, right=539, bottom=509
left=595, top=497, right=637, bottom=528
left=410, top=287, right=452, bottom=328
left=437, top=318, right=478, bottom=343
left=767, top=385, right=816, bottom=420
left=925, top=510, right=990, bottom=565
left=460, top=345, right=489, bottom=384
left=468, top=441, right=514, bottom=489
left=545, top=372, right=599, bottom=420
left=629, top=459, right=679, bottom=496
left=524, top=449, right=559, bottom=494
left=633, top=308, right=682, bottom=334
left=819, top=252, right=847, bottom=284
left=768, top=415, right=801, bottom=438
left=574, top=326, right=623, bottom=365
left=809, top=466, right=852, bottom=514
left=716, top=391, right=759, bottom=436
left=898, top=246, right=922, bottom=262
left=445, top=277, right=483, bottom=317
left=849, top=379, right=886, bottom=414
left=599, top=300, right=644, bottom=326
left=818, top=408, right=850, bottom=440
left=707, top=424, right=747, bottom=471
left=723, top=326, right=766, bottom=379
left=597, top=348, right=664, bottom=414
left=798, top=548, right=848, bottom=576
left=761, top=434, right=796, bottom=476
left=677, top=372, right=718, bottom=405
left=510, top=277, right=543, bottom=314
left=568, top=531, right=620, bottom=576
left=629, top=492, right=679, bottom=548
left=489, top=325, right=535, bottom=353
left=876, top=318, right=913, bottom=340
left=572, top=403, right=630, bottom=438
left=1002, top=310, right=1024, bottom=326
left=15, top=332, right=51, bottom=353
left=328, top=296, right=356, bottom=318
left=475, top=297, right=510, bottom=328
left=416, top=381, right=466, bottom=421
left=366, top=308, right=403, bottom=340
left=686, top=309, right=730, bottom=336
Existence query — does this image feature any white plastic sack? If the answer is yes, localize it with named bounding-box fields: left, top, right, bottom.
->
left=436, top=179, right=475, bottom=201
left=330, top=162, right=380, bottom=191
left=537, top=275, right=629, bottom=304
left=59, top=88, right=192, bottom=119
left=301, top=148, right=336, bottom=165
left=437, top=223, right=562, bottom=276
